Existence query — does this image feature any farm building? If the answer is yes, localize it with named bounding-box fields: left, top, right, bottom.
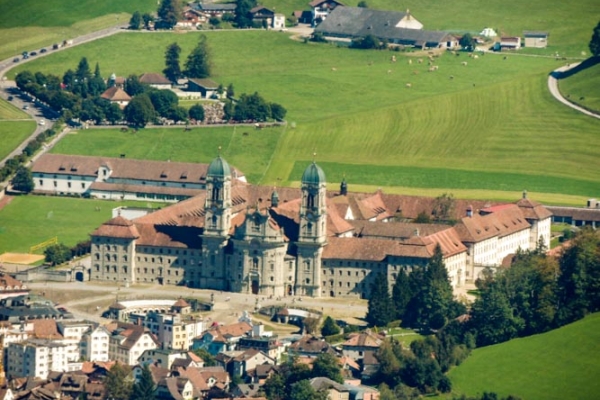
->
left=194, top=2, right=237, bottom=17
left=314, top=7, right=457, bottom=49
left=139, top=73, right=172, bottom=89
left=523, top=31, right=549, bottom=48
left=500, top=36, right=521, bottom=50
left=250, top=6, right=286, bottom=30
left=100, top=86, right=131, bottom=108
left=187, top=78, right=220, bottom=99
left=87, top=155, right=551, bottom=298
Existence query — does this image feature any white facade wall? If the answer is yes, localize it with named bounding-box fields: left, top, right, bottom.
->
left=7, top=341, right=68, bottom=379
left=34, top=173, right=94, bottom=194
left=82, top=327, right=109, bottom=362
left=444, top=252, right=467, bottom=288
left=497, top=228, right=530, bottom=263
left=110, top=333, right=158, bottom=365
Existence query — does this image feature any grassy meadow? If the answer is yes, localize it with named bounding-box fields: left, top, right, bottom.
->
left=0, top=196, right=165, bottom=254
left=0, top=0, right=156, bottom=61
left=0, top=98, right=30, bottom=120
left=15, top=30, right=600, bottom=203
left=448, top=313, right=600, bottom=399
left=558, top=62, right=600, bottom=113
left=0, top=121, right=36, bottom=161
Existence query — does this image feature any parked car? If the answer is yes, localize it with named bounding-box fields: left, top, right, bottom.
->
left=12, top=57, right=19, bottom=63
left=40, top=48, right=47, bottom=53
left=38, top=119, right=45, bottom=126
left=23, top=105, right=29, bottom=110
left=30, top=51, right=37, bottom=56
left=7, top=96, right=13, bottom=101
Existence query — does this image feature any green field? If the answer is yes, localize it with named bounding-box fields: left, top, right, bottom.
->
left=559, top=63, right=600, bottom=113
left=0, top=98, right=30, bottom=120
left=51, top=126, right=283, bottom=184
left=0, top=0, right=155, bottom=61
left=0, top=121, right=36, bottom=161
left=16, top=30, right=599, bottom=202
left=0, top=196, right=165, bottom=254
left=448, top=313, right=600, bottom=399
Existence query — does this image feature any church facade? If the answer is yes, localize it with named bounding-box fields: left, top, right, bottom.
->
left=90, top=156, right=552, bottom=298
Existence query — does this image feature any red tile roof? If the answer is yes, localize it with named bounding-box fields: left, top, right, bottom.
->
left=91, top=216, right=140, bottom=239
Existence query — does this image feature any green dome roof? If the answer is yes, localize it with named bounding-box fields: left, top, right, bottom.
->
left=207, top=155, right=231, bottom=178
left=301, top=162, right=326, bottom=185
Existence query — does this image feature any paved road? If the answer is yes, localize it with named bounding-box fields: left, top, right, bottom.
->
left=547, top=63, right=600, bottom=120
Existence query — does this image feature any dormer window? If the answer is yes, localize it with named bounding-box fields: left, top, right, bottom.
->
left=180, top=171, right=188, bottom=179
left=160, top=171, right=167, bottom=178
left=59, top=165, right=66, bottom=171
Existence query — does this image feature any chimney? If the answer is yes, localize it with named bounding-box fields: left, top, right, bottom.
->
left=466, top=205, right=473, bottom=218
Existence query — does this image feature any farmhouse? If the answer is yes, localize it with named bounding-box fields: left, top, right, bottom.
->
left=88, top=155, right=551, bottom=298
left=250, top=6, right=286, bottom=30
left=314, top=7, right=457, bottom=49
left=500, top=36, right=521, bottom=50
left=309, top=0, right=345, bottom=26
left=523, top=31, right=549, bottom=48
left=30, top=153, right=246, bottom=202
left=195, top=2, right=237, bottom=17
left=100, top=86, right=131, bottom=108
left=139, top=73, right=172, bottom=89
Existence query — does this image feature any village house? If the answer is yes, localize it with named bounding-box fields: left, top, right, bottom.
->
left=310, top=0, right=345, bottom=26
left=500, top=36, right=521, bottom=50
left=310, top=377, right=351, bottom=400
left=341, top=330, right=383, bottom=362
left=99, top=86, right=131, bottom=108
left=187, top=78, right=221, bottom=99
left=139, top=73, right=172, bottom=89
left=106, top=322, right=159, bottom=365
left=216, top=349, right=275, bottom=378
left=192, top=322, right=253, bottom=355
left=250, top=6, right=286, bottom=30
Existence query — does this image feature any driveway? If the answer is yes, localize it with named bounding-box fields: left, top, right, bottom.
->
left=548, top=63, right=600, bottom=120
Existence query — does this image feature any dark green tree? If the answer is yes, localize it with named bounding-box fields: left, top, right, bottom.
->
left=124, top=75, right=147, bottom=96
left=130, top=365, right=156, bottom=400
left=469, top=281, right=520, bottom=346
left=163, top=42, right=182, bottom=83
left=233, top=92, right=271, bottom=122
left=320, top=316, right=340, bottom=336
left=104, top=102, right=124, bottom=124
left=124, top=94, right=156, bottom=127
left=366, top=272, right=394, bottom=327
left=88, top=63, right=106, bottom=96
left=459, top=33, right=476, bottom=51
left=142, top=13, right=155, bottom=29
left=288, top=380, right=328, bottom=400
left=589, top=20, right=600, bottom=56
left=263, top=372, right=285, bottom=400
left=234, top=0, right=257, bottom=28
left=357, top=1, right=369, bottom=7
left=311, top=353, right=343, bottom=383
left=226, top=83, right=235, bottom=98
left=11, top=166, right=34, bottom=192
left=404, top=245, right=454, bottom=331
left=105, top=363, right=132, bottom=400
left=375, top=340, right=402, bottom=387
left=192, top=348, right=216, bottom=366
left=392, top=270, right=413, bottom=320
left=149, top=89, right=179, bottom=117
left=188, top=104, right=205, bottom=121
left=129, top=11, right=142, bottom=30
left=44, top=243, right=72, bottom=266
left=184, top=35, right=212, bottom=78
left=270, top=102, right=287, bottom=121
left=167, top=105, right=188, bottom=122
left=157, top=0, right=182, bottom=29
left=75, top=57, right=92, bottom=81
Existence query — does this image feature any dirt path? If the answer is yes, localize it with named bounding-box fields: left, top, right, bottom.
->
left=547, top=63, right=600, bottom=120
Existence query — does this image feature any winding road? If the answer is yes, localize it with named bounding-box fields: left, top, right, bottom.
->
left=547, top=63, right=600, bottom=120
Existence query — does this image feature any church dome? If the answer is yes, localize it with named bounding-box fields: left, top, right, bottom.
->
left=301, top=162, right=326, bottom=185
left=207, top=155, right=231, bottom=178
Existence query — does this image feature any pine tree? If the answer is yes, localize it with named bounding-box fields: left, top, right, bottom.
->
left=392, top=270, right=412, bottom=320
left=104, top=363, right=132, bottom=400
left=130, top=365, right=156, bottom=400
left=75, top=57, right=91, bottom=81
left=163, top=42, right=182, bottom=83
left=157, top=0, right=182, bottom=29
left=184, top=35, right=212, bottom=78
left=11, top=166, right=34, bottom=192
left=590, top=20, right=600, bottom=56
left=320, top=316, right=340, bottom=336
left=311, top=353, right=344, bottom=383
left=366, top=272, right=394, bottom=327
left=129, top=11, right=142, bottom=30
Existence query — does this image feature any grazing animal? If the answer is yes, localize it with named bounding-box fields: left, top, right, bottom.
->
left=387, top=69, right=392, bottom=74
left=428, top=66, right=435, bottom=72
left=417, top=58, right=423, bottom=64
left=461, top=61, right=468, bottom=66
left=331, top=67, right=337, bottom=71
left=391, top=55, right=396, bottom=62
left=503, top=56, right=508, bottom=60
left=473, top=55, right=479, bottom=59
left=405, top=83, right=412, bottom=88
left=408, top=59, right=413, bottom=65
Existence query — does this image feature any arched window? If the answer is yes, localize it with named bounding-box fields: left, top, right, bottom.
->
left=253, top=257, right=259, bottom=270
left=212, top=186, right=220, bottom=202
left=306, top=193, right=315, bottom=209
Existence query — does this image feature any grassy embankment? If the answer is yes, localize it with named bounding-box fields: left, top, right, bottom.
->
left=448, top=312, right=600, bottom=400
left=15, top=31, right=599, bottom=204
left=0, top=98, right=35, bottom=160
left=558, top=62, right=600, bottom=114
left=0, top=196, right=165, bottom=254
left=0, top=0, right=156, bottom=61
